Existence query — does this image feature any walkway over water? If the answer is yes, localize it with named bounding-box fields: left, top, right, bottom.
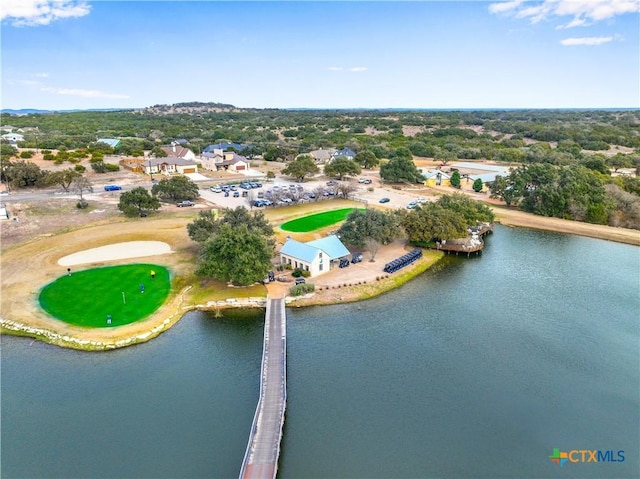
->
left=239, top=297, right=287, bottom=479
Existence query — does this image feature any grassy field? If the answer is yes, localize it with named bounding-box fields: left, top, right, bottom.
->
left=280, top=207, right=363, bottom=232
left=39, top=264, right=171, bottom=328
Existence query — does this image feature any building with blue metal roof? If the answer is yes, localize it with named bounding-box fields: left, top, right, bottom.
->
left=279, top=235, right=350, bottom=277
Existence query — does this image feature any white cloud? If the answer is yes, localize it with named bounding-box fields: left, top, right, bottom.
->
left=41, top=87, right=130, bottom=99
left=0, top=0, right=91, bottom=27
left=489, top=0, right=640, bottom=28
left=348, top=67, right=368, bottom=72
left=560, top=35, right=614, bottom=45
left=34, top=72, right=50, bottom=78
left=327, top=66, right=343, bottom=71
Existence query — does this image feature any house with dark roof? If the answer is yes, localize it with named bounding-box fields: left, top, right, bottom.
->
left=279, top=235, right=350, bottom=277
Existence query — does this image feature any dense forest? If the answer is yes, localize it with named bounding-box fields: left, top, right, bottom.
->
left=1, top=103, right=639, bottom=228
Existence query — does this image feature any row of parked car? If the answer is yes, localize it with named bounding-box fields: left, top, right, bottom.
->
left=339, top=253, right=364, bottom=268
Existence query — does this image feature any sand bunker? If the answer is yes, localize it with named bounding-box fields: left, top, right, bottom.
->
left=58, top=241, right=173, bottom=266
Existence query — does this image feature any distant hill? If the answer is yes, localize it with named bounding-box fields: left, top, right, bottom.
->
left=1, top=108, right=136, bottom=116
left=139, top=101, right=239, bottom=115
left=1, top=109, right=54, bottom=115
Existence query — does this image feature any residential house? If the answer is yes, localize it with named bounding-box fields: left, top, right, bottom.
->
left=160, top=144, right=196, bottom=161
left=279, top=235, right=350, bottom=277
left=424, top=170, right=451, bottom=187
left=145, top=157, right=198, bottom=175
left=449, top=162, right=510, bottom=190
left=330, top=147, right=356, bottom=162
left=201, top=151, right=250, bottom=172
left=96, top=138, right=121, bottom=148
left=308, top=148, right=336, bottom=163
left=1, top=133, right=24, bottom=145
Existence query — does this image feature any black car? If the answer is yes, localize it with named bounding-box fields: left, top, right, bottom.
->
left=339, top=258, right=350, bottom=268
left=295, top=277, right=306, bottom=285
left=351, top=253, right=363, bottom=263
left=379, top=197, right=390, bottom=203
left=176, top=200, right=195, bottom=207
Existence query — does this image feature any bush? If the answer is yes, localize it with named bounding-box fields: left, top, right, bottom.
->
left=289, top=283, right=315, bottom=296
left=74, top=164, right=86, bottom=172
left=301, top=270, right=311, bottom=278
left=291, top=269, right=302, bottom=278
left=76, top=200, right=88, bottom=209
left=19, top=151, right=34, bottom=159
left=284, top=263, right=292, bottom=270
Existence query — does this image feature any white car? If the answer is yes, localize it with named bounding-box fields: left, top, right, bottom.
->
left=210, top=186, right=222, bottom=193
left=406, top=201, right=418, bottom=209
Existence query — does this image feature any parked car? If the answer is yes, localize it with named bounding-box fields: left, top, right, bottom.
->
left=176, top=200, right=195, bottom=207
left=351, top=253, right=364, bottom=263
left=379, top=197, right=390, bottom=203
left=326, top=180, right=338, bottom=186
left=224, top=191, right=230, bottom=197
left=406, top=201, right=418, bottom=209
left=104, top=185, right=121, bottom=191
left=233, top=191, right=240, bottom=197
left=339, top=258, right=350, bottom=268
left=210, top=186, right=222, bottom=193
left=242, top=191, right=249, bottom=197
left=295, top=277, right=306, bottom=285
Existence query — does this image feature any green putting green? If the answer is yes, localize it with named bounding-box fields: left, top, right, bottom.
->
left=39, top=264, right=171, bottom=328
left=280, top=208, right=363, bottom=232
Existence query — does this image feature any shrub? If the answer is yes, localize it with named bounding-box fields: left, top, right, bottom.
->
left=19, top=151, right=34, bottom=159
left=289, top=283, right=315, bottom=296
left=74, top=164, right=86, bottom=172
left=291, top=269, right=302, bottom=278
left=76, top=200, right=88, bottom=209
left=301, top=270, right=311, bottom=278
left=284, top=263, right=292, bottom=270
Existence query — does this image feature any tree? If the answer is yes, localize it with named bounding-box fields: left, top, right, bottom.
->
left=450, top=170, right=461, bottom=188
left=324, top=157, right=361, bottom=180
left=336, top=182, right=358, bottom=199
left=151, top=175, right=199, bottom=202
left=91, top=161, right=119, bottom=173
left=355, top=150, right=379, bottom=169
left=266, top=170, right=276, bottom=181
left=281, top=155, right=319, bottom=182
left=196, top=224, right=273, bottom=285
left=3, top=161, right=46, bottom=188
left=187, top=210, right=218, bottom=243
left=71, top=176, right=93, bottom=207
left=46, top=168, right=80, bottom=192
left=0, top=144, right=18, bottom=161
left=472, top=178, right=484, bottom=193
left=150, top=146, right=168, bottom=158
left=187, top=206, right=274, bottom=243
left=337, top=209, right=400, bottom=254
left=436, top=193, right=495, bottom=225
left=379, top=156, right=423, bottom=183
left=401, top=202, right=468, bottom=244
left=118, top=187, right=161, bottom=217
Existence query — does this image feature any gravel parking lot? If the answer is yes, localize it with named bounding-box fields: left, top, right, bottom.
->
left=197, top=176, right=433, bottom=210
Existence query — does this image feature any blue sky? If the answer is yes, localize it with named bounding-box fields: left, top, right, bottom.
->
left=1, top=1, right=638, bottom=110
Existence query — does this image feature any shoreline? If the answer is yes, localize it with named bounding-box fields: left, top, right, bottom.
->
left=2, top=209, right=638, bottom=351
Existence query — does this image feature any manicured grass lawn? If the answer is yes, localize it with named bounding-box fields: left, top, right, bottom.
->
left=280, top=207, right=363, bottom=232
left=39, top=264, right=171, bottom=328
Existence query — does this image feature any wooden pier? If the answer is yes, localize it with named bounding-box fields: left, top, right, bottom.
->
left=436, top=223, right=493, bottom=256
left=239, top=297, right=287, bottom=479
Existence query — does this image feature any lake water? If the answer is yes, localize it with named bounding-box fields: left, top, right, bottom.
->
left=2, top=226, right=639, bottom=478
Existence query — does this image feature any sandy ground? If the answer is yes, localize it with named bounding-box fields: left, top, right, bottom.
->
left=58, top=241, right=173, bottom=266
